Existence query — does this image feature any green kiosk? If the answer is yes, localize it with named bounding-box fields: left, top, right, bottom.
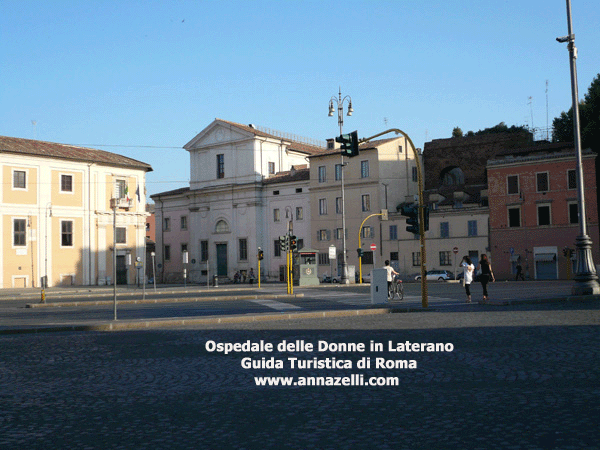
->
left=293, top=248, right=320, bottom=286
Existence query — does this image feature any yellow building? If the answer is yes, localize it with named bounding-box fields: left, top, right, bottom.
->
left=0, top=136, right=152, bottom=288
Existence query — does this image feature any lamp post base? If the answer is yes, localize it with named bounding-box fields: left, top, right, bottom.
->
left=571, top=234, right=600, bottom=295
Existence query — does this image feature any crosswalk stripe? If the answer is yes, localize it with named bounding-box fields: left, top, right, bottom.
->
left=249, top=299, right=302, bottom=311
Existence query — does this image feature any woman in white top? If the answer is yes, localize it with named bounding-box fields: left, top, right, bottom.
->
left=460, top=256, right=475, bottom=303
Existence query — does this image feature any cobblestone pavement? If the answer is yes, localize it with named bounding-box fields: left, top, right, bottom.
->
left=1, top=302, right=599, bottom=449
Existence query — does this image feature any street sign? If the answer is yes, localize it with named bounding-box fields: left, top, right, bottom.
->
left=329, top=245, right=336, bottom=260
left=453, top=247, right=459, bottom=254
left=370, top=243, right=377, bottom=251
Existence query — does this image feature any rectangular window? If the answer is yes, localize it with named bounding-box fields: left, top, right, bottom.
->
left=296, top=188, right=302, bottom=193
left=361, top=226, right=374, bottom=239
left=361, top=160, right=369, bottom=178
left=297, top=239, right=304, bottom=250
left=164, top=245, right=171, bottom=261
left=508, top=207, right=521, bottom=227
left=536, top=172, right=549, bottom=192
left=13, top=170, right=26, bottom=189
left=164, top=217, right=170, bottom=231
left=318, top=253, right=329, bottom=265
left=399, top=145, right=403, bottom=153
left=389, top=225, right=398, bottom=240
left=274, top=208, right=281, bottom=222
left=412, top=252, right=421, bottom=266
left=569, top=203, right=579, bottom=224
left=239, top=238, right=248, bottom=261
left=115, top=179, right=127, bottom=199
left=318, top=166, right=326, bottom=182
left=439, top=251, right=452, bottom=266
left=274, top=239, right=282, bottom=257
left=390, top=252, right=399, bottom=261
left=319, top=199, right=327, bottom=215
left=60, top=174, right=73, bottom=192
left=412, top=167, right=418, bottom=183
left=361, top=194, right=370, bottom=212
left=180, top=216, right=188, bottom=230
left=115, top=226, right=126, bottom=244
left=335, top=164, right=342, bottom=181
left=200, top=240, right=208, bottom=262
left=318, top=230, right=329, bottom=241
left=440, top=222, right=449, bottom=238
left=468, top=220, right=477, bottom=236
left=336, top=197, right=342, bottom=214
left=507, top=175, right=519, bottom=195
left=537, top=205, right=551, bottom=226
left=296, top=207, right=303, bottom=221
left=13, top=219, right=26, bottom=246
left=567, top=169, right=577, bottom=190
left=273, top=190, right=279, bottom=196
left=268, top=162, right=275, bottom=174
left=335, top=228, right=344, bottom=240
left=217, top=154, right=225, bottom=179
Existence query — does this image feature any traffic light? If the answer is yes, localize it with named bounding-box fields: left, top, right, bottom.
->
left=258, top=249, right=264, bottom=260
left=289, top=235, right=297, bottom=251
left=279, top=235, right=288, bottom=252
left=400, top=204, right=419, bottom=235
left=335, top=130, right=359, bottom=157
left=357, top=248, right=364, bottom=258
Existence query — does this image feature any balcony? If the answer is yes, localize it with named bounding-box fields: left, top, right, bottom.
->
left=110, top=198, right=133, bottom=210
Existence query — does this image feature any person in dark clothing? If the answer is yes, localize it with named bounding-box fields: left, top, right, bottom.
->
left=477, top=254, right=495, bottom=303
left=515, top=263, right=525, bottom=281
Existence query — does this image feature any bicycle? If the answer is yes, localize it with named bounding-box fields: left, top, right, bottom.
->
left=388, top=275, right=404, bottom=301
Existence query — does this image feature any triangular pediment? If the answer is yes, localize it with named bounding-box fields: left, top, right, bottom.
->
left=184, top=119, right=255, bottom=151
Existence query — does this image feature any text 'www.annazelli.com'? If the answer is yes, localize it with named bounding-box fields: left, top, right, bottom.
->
left=254, top=375, right=399, bottom=387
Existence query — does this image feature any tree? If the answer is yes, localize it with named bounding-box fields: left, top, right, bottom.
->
left=452, top=127, right=463, bottom=138
left=553, top=73, right=600, bottom=152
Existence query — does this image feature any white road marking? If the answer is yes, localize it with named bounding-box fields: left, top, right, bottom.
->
left=250, top=299, right=302, bottom=311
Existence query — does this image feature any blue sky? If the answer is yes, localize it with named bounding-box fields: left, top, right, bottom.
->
left=2, top=0, right=599, bottom=198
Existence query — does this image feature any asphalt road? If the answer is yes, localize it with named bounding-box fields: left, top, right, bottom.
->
left=1, top=301, right=598, bottom=450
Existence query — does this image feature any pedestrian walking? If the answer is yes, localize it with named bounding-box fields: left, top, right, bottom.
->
left=383, top=260, right=399, bottom=299
left=460, top=256, right=475, bottom=303
left=248, top=268, right=255, bottom=285
left=515, top=263, right=525, bottom=281
left=477, top=254, right=495, bottom=303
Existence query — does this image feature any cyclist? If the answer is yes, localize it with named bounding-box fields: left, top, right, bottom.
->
left=383, top=260, right=399, bottom=299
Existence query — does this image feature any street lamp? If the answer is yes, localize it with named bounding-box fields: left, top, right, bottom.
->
left=44, top=202, right=52, bottom=288
left=329, top=88, right=353, bottom=284
left=557, top=0, right=600, bottom=295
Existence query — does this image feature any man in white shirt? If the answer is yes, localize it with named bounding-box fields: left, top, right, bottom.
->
left=384, top=260, right=399, bottom=299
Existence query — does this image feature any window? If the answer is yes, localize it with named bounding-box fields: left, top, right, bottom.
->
left=412, top=252, right=421, bottom=266
left=361, top=194, right=370, bottom=212
left=318, top=253, right=329, bottom=265
left=567, top=169, right=577, bottom=190
left=507, top=175, right=519, bottom=195
left=217, top=154, right=225, bottom=179
left=361, top=226, right=374, bottom=239
left=239, top=238, right=248, bottom=261
left=115, top=227, right=126, bottom=244
left=200, top=240, right=208, bottom=262
left=180, top=216, right=188, bottom=230
left=273, top=190, right=280, bottom=196
left=164, top=245, right=171, bottom=261
left=318, top=230, right=330, bottom=241
left=508, top=207, right=521, bottom=227
left=60, top=174, right=73, bottom=192
left=399, top=145, right=403, bottom=153
left=296, top=207, right=303, bottom=221
left=335, top=164, right=342, bottom=181
left=297, top=239, right=304, bottom=250
left=274, top=208, right=281, bottom=222
left=390, top=252, right=399, bottom=261
left=468, top=220, right=477, bottom=236
left=536, top=172, right=549, bottom=192
left=318, top=166, right=326, bottom=182
left=412, top=167, right=418, bottom=183
left=361, top=160, right=369, bottom=178
left=274, top=239, right=282, bottom=257
left=13, top=219, right=26, bottom=246
left=440, top=222, right=449, bottom=238
left=569, top=203, right=579, bottom=224
left=163, top=218, right=170, bottom=231
left=115, top=179, right=127, bottom=199
left=537, top=205, right=551, bottom=226
left=336, top=197, right=343, bottom=214
left=13, top=170, right=26, bottom=189
left=319, top=199, right=327, bottom=215
left=439, top=251, right=452, bottom=266
left=296, top=188, right=303, bottom=193
left=335, top=228, right=344, bottom=240
left=268, top=162, right=275, bottom=174
left=389, top=225, right=398, bottom=240
left=215, top=220, right=229, bottom=233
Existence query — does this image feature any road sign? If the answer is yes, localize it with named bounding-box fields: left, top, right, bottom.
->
left=329, top=245, right=336, bottom=259
left=453, top=247, right=459, bottom=254
left=370, top=243, right=377, bottom=251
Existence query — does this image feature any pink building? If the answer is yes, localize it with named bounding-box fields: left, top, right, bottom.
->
left=487, top=142, right=599, bottom=280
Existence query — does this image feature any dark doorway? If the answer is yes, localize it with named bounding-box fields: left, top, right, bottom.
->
left=216, top=244, right=228, bottom=276
left=116, top=255, right=128, bottom=284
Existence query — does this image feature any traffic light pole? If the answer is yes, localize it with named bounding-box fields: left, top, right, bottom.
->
left=357, top=212, right=384, bottom=284
left=360, top=129, right=428, bottom=308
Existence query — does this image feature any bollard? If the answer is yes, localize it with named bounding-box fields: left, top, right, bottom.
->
left=40, top=289, right=46, bottom=304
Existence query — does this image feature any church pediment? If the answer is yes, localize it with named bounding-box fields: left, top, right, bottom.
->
left=184, top=120, right=254, bottom=151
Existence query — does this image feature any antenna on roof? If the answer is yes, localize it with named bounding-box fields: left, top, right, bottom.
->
left=31, top=120, right=37, bottom=139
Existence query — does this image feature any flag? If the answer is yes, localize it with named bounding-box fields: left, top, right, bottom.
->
left=136, top=185, right=140, bottom=202
left=125, top=186, right=130, bottom=201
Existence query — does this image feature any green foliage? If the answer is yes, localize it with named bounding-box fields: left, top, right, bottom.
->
left=452, top=127, right=463, bottom=138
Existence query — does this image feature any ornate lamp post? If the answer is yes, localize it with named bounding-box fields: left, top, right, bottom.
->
left=557, top=0, right=600, bottom=295
left=329, top=88, right=353, bottom=284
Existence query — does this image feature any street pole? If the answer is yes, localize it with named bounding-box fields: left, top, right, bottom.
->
left=112, top=200, right=117, bottom=321
left=329, top=88, right=353, bottom=284
left=558, top=0, right=600, bottom=295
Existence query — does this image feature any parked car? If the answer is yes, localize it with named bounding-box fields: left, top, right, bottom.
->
left=414, top=270, right=454, bottom=281
left=355, top=272, right=371, bottom=283
left=456, top=270, right=481, bottom=282
left=322, top=274, right=341, bottom=283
